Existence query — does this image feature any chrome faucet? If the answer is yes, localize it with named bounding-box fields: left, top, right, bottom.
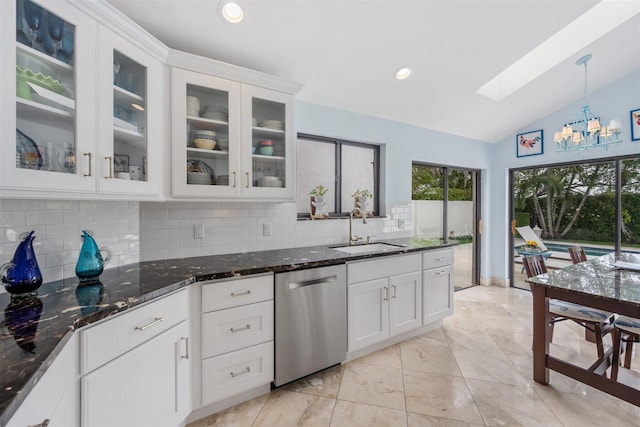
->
left=349, top=208, right=367, bottom=244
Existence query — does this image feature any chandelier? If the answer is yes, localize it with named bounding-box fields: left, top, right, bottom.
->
left=554, top=54, right=622, bottom=152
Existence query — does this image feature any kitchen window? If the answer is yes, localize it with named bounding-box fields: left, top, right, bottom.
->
left=296, top=134, right=380, bottom=217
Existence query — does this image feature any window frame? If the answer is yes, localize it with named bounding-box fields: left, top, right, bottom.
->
left=297, top=133, right=380, bottom=218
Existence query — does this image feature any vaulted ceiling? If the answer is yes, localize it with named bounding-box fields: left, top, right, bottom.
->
left=107, top=0, right=640, bottom=143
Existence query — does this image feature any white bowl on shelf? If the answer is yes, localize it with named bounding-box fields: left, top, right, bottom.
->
left=193, top=138, right=216, bottom=150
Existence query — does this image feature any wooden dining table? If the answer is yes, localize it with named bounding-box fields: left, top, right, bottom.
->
left=526, top=252, right=640, bottom=406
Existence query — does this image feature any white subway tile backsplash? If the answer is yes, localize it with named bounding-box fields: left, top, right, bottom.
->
left=4, top=199, right=46, bottom=211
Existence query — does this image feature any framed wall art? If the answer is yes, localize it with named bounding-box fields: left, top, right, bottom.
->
left=631, top=108, right=640, bottom=141
left=516, top=129, right=543, bottom=158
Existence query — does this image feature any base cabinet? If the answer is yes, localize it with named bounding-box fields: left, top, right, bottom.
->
left=81, top=321, right=190, bottom=427
left=79, top=289, right=190, bottom=427
left=347, top=254, right=422, bottom=352
left=7, top=333, right=79, bottom=427
left=423, top=249, right=455, bottom=324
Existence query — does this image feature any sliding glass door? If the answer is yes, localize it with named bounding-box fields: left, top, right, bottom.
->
left=510, top=155, right=640, bottom=289
left=412, top=163, right=481, bottom=289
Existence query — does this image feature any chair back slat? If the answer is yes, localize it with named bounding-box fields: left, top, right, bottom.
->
left=523, top=255, right=547, bottom=278
left=568, top=246, right=587, bottom=264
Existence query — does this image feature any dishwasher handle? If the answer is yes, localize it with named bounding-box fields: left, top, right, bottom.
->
left=288, top=275, right=337, bottom=290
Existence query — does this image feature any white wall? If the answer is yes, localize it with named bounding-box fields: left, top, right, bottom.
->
left=486, top=69, right=640, bottom=283
left=0, top=199, right=139, bottom=284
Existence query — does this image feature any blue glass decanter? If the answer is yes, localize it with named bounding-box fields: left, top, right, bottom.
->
left=0, top=231, right=43, bottom=294
left=75, top=230, right=111, bottom=282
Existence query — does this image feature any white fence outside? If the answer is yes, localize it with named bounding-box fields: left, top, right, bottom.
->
left=412, top=200, right=473, bottom=238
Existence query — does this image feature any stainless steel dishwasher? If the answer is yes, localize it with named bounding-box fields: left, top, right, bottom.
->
left=274, top=264, right=347, bottom=386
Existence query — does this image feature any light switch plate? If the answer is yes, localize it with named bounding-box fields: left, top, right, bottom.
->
left=194, top=224, right=205, bottom=239
left=263, top=223, right=272, bottom=236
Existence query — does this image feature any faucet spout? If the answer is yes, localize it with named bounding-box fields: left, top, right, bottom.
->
left=349, top=208, right=367, bottom=244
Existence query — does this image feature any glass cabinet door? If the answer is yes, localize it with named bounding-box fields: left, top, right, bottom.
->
left=171, top=69, right=241, bottom=198
left=97, top=27, right=162, bottom=196
left=3, top=0, right=96, bottom=192
left=242, top=86, right=294, bottom=199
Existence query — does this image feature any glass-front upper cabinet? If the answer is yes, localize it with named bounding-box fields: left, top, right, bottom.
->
left=1, top=0, right=97, bottom=193
left=97, top=27, right=163, bottom=196
left=171, top=68, right=241, bottom=198
left=240, top=85, right=294, bottom=200
left=171, top=67, right=294, bottom=200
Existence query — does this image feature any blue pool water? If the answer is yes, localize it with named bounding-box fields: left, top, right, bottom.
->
left=543, top=242, right=639, bottom=257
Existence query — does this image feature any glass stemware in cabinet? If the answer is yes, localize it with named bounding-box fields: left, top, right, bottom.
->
left=15, top=1, right=77, bottom=175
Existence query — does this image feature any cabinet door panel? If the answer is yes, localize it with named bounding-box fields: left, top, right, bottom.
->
left=389, top=271, right=422, bottom=336
left=423, top=266, right=454, bottom=324
left=81, top=321, right=189, bottom=427
left=348, top=278, right=389, bottom=352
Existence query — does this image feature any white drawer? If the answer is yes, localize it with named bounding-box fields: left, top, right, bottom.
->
left=202, top=300, right=274, bottom=358
left=202, top=341, right=274, bottom=405
left=80, top=289, right=187, bottom=374
left=202, top=274, right=273, bottom=312
left=348, top=253, right=421, bottom=284
left=422, top=248, right=454, bottom=269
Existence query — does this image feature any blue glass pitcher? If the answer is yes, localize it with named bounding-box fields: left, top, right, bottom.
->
left=75, top=230, right=111, bottom=282
left=0, top=231, right=43, bottom=294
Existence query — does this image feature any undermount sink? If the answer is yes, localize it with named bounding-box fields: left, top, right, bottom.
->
left=331, top=243, right=405, bottom=255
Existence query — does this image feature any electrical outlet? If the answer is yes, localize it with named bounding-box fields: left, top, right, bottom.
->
left=194, top=224, right=205, bottom=239
left=397, top=219, right=406, bottom=228
left=263, top=223, right=272, bottom=236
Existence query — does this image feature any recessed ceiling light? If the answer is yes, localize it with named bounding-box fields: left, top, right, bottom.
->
left=394, top=66, right=412, bottom=80
left=219, top=1, right=244, bottom=24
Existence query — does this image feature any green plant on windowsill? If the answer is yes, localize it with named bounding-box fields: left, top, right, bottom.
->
left=309, top=185, right=329, bottom=197
left=309, top=185, right=329, bottom=218
left=351, top=189, right=373, bottom=199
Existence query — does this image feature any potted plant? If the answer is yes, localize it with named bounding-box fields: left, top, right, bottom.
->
left=309, top=185, right=329, bottom=218
left=352, top=189, right=373, bottom=217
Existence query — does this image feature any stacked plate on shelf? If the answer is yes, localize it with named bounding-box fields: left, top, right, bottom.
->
left=187, top=160, right=215, bottom=185
left=187, top=172, right=214, bottom=185
left=186, top=96, right=200, bottom=116
left=201, top=105, right=228, bottom=122
left=258, top=120, right=284, bottom=131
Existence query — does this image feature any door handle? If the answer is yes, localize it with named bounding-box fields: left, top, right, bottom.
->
left=232, top=171, right=237, bottom=187
left=383, top=286, right=389, bottom=301
left=478, top=218, right=483, bottom=235
left=105, top=156, right=113, bottom=179
left=84, top=152, right=92, bottom=177
left=391, top=285, right=397, bottom=299
left=180, top=337, right=189, bottom=359
left=288, top=275, right=337, bottom=290
left=511, top=219, right=516, bottom=235
left=245, top=172, right=250, bottom=188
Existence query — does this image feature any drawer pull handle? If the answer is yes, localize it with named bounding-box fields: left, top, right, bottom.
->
left=436, top=271, right=448, bottom=275
left=435, top=257, right=447, bottom=261
left=230, top=290, right=252, bottom=297
left=181, top=337, right=189, bottom=359
left=230, top=366, right=251, bottom=378
left=230, top=324, right=251, bottom=333
left=134, top=317, right=164, bottom=331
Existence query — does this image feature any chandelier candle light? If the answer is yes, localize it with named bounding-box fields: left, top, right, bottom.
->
left=554, top=54, right=622, bottom=152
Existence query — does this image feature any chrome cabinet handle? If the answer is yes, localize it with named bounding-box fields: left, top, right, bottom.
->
left=383, top=287, right=389, bottom=301
left=230, top=324, right=251, bottom=333
left=230, top=290, right=252, bottom=297
left=105, top=156, right=113, bottom=179
left=288, top=275, right=337, bottom=290
left=435, top=257, right=447, bottom=261
left=392, top=285, right=397, bottom=299
left=84, top=152, right=92, bottom=177
left=230, top=366, right=251, bottom=378
left=180, top=337, right=189, bottom=359
left=436, top=271, right=448, bottom=275
left=134, top=317, right=164, bottom=331
left=232, top=171, right=237, bottom=187
left=245, top=172, right=250, bottom=188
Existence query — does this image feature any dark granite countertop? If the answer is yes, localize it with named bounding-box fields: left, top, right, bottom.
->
left=0, top=237, right=455, bottom=423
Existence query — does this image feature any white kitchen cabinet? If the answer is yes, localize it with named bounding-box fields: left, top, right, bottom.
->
left=171, top=67, right=295, bottom=200
left=423, top=249, right=455, bottom=324
left=95, top=26, right=163, bottom=196
left=199, top=274, right=274, bottom=406
left=80, top=289, right=190, bottom=427
left=7, top=332, right=79, bottom=427
left=0, top=0, right=165, bottom=199
left=347, top=254, right=422, bottom=352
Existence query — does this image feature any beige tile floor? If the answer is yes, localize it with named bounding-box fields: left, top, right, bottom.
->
left=188, top=285, right=640, bottom=427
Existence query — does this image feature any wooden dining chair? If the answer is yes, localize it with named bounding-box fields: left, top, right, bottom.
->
left=611, top=316, right=640, bottom=381
left=522, top=255, right=613, bottom=357
left=568, top=246, right=587, bottom=264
